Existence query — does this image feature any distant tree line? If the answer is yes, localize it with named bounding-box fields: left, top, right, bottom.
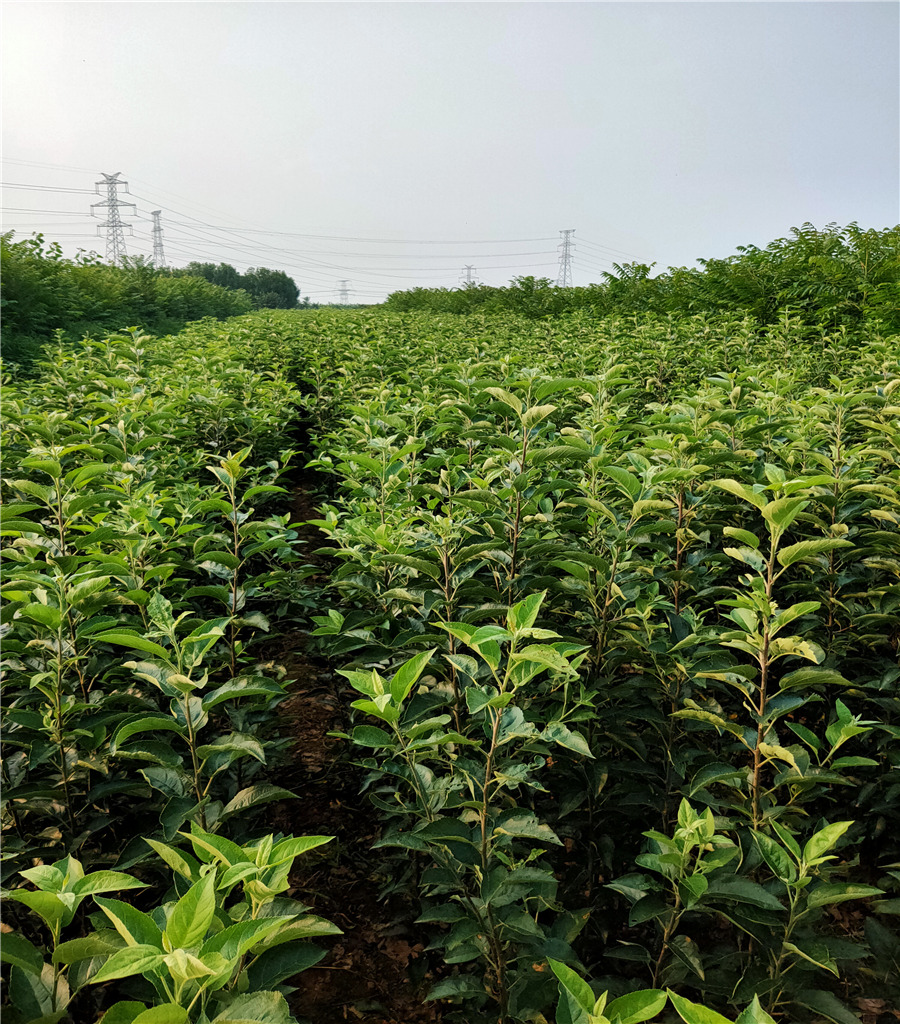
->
left=176, top=262, right=304, bottom=310
left=383, top=223, right=900, bottom=329
left=0, top=234, right=309, bottom=367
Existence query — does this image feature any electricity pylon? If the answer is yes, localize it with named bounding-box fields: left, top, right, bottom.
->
left=460, top=265, right=478, bottom=286
left=556, top=229, right=575, bottom=287
left=337, top=280, right=351, bottom=305
left=91, top=172, right=136, bottom=265
left=151, top=210, right=167, bottom=268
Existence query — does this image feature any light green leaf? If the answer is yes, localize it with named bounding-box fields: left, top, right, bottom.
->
left=805, top=882, right=883, bottom=909
left=220, top=784, right=298, bottom=820
left=94, top=897, right=163, bottom=948
left=606, top=988, right=668, bottom=1024
left=777, top=538, right=853, bottom=568
left=72, top=871, right=148, bottom=897
left=209, top=990, right=295, bottom=1023
left=507, top=591, right=545, bottom=633
left=735, top=995, right=777, bottom=1024
left=803, top=821, right=853, bottom=863
left=165, top=871, right=217, bottom=950
left=389, top=649, right=436, bottom=704
left=547, top=958, right=595, bottom=1017
left=711, top=478, right=767, bottom=510
left=132, top=1006, right=190, bottom=1024
left=89, top=944, right=167, bottom=984
left=668, top=989, right=733, bottom=1024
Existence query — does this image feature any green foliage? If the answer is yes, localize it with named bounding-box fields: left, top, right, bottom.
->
left=0, top=834, right=336, bottom=1024
left=235, top=303, right=898, bottom=1020
left=0, top=233, right=254, bottom=367
left=177, top=262, right=300, bottom=310
left=3, top=297, right=899, bottom=1023
left=383, top=223, right=900, bottom=330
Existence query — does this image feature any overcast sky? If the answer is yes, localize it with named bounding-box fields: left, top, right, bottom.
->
left=2, top=1, right=897, bottom=302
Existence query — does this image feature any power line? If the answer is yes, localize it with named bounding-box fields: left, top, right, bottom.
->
left=579, top=237, right=645, bottom=261
left=1, top=157, right=99, bottom=174
left=1, top=182, right=98, bottom=194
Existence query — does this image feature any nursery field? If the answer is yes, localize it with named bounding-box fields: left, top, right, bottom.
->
left=2, top=307, right=899, bottom=1024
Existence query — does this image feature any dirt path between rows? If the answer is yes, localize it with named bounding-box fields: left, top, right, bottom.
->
left=263, top=474, right=447, bottom=1024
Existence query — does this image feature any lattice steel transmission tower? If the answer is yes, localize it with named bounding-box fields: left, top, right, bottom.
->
left=556, top=229, right=575, bottom=287
left=151, top=210, right=167, bottom=268
left=91, top=172, right=136, bottom=265
left=460, top=265, right=478, bottom=286
left=337, top=280, right=351, bottom=305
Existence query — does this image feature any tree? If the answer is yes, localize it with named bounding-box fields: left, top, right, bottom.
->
left=240, top=267, right=299, bottom=309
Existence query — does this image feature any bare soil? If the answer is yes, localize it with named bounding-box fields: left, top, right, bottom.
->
left=261, top=473, right=447, bottom=1024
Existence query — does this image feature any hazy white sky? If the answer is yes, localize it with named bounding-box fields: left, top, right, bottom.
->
left=2, top=2, right=897, bottom=301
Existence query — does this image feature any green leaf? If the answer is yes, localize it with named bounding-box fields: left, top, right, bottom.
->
left=753, top=833, right=797, bottom=882
left=722, top=527, right=760, bottom=550
left=200, top=917, right=292, bottom=960
left=425, top=975, right=487, bottom=1001
left=783, top=940, right=839, bottom=976
left=94, top=897, right=164, bottom=948
left=165, top=870, right=216, bottom=949
left=198, top=549, right=241, bottom=570
left=389, top=648, right=436, bottom=704
left=542, top=721, right=594, bottom=758
left=95, top=631, right=171, bottom=659
left=760, top=496, right=807, bottom=531
left=803, top=821, right=853, bottom=863
left=143, top=839, right=200, bottom=881
left=601, top=464, right=642, bottom=500
left=8, top=962, right=69, bottom=1022
left=0, top=932, right=44, bottom=975
left=794, top=989, right=859, bottom=1024
left=806, top=882, right=883, bottom=910
left=735, top=996, right=777, bottom=1024
left=72, top=871, right=148, bottom=897
left=132, top=1006, right=190, bottom=1024
left=705, top=878, right=785, bottom=911
left=547, top=958, right=595, bottom=1017
left=777, top=538, right=853, bottom=568
left=220, top=784, right=298, bottom=820
left=711, top=478, right=767, bottom=510
left=209, top=990, right=295, bottom=1023
left=606, top=989, right=667, bottom=1024
left=668, top=989, right=733, bottom=1024
left=52, top=935, right=119, bottom=965
left=90, top=944, right=167, bottom=984
left=779, top=667, right=852, bottom=690
left=351, top=723, right=393, bottom=748
left=5, top=890, right=69, bottom=933
left=181, top=827, right=244, bottom=868
left=484, top=386, right=523, bottom=414
left=493, top=810, right=562, bottom=846
left=196, top=732, right=265, bottom=763
left=201, top=679, right=284, bottom=709
left=507, top=591, right=545, bottom=633
left=99, top=1002, right=151, bottom=1024
left=110, top=716, right=185, bottom=752
left=245, top=942, right=327, bottom=991
left=269, top=835, right=334, bottom=863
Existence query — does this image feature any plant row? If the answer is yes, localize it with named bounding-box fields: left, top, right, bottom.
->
left=219, top=307, right=900, bottom=1022
left=1, top=329, right=338, bottom=1023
